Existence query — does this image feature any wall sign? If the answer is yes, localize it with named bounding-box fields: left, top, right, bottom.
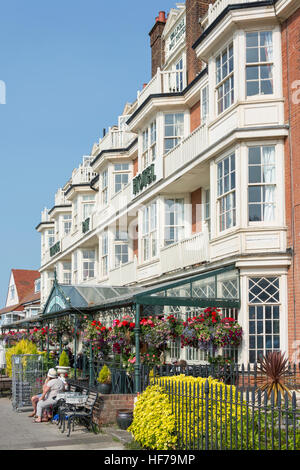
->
left=133, top=164, right=156, bottom=196
left=167, top=17, right=186, bottom=57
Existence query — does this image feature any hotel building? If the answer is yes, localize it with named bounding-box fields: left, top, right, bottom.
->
left=36, top=0, right=300, bottom=364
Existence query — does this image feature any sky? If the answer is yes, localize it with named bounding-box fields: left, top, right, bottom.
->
left=0, top=0, right=177, bottom=306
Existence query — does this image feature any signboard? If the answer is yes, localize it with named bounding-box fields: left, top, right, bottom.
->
left=132, top=159, right=163, bottom=199
left=166, top=17, right=186, bottom=58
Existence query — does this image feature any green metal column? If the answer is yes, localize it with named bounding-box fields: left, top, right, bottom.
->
left=74, top=316, right=77, bottom=380
left=89, top=342, right=94, bottom=387
left=134, top=303, right=141, bottom=393
left=46, top=324, right=50, bottom=359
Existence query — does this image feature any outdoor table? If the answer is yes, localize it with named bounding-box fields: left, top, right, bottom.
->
left=56, top=392, right=88, bottom=405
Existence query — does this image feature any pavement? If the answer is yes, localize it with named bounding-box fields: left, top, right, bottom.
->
left=0, top=397, right=133, bottom=450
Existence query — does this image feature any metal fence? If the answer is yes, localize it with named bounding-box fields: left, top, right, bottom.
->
left=12, top=354, right=44, bottom=411
left=80, top=358, right=300, bottom=395
left=154, top=377, right=300, bottom=450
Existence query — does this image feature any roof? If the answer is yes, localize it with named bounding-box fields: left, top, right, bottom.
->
left=0, top=303, right=24, bottom=315
left=12, top=269, right=40, bottom=303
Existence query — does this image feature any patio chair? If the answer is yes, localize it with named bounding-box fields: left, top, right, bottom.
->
left=61, top=390, right=98, bottom=437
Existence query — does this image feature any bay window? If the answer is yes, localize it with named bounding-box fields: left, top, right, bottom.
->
left=216, top=43, right=234, bottom=114
left=164, top=113, right=184, bottom=153
left=246, top=31, right=273, bottom=97
left=217, top=153, right=236, bottom=232
left=248, top=146, right=276, bottom=222
left=164, top=198, right=184, bottom=246
left=142, top=121, right=156, bottom=170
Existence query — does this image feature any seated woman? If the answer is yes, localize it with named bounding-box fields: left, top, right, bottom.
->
left=29, top=375, right=51, bottom=419
left=33, top=368, right=65, bottom=423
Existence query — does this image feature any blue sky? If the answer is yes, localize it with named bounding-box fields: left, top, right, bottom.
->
left=0, top=0, right=176, bottom=306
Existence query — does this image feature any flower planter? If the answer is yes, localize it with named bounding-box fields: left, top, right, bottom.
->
left=116, top=409, right=133, bottom=430
left=97, top=382, right=112, bottom=394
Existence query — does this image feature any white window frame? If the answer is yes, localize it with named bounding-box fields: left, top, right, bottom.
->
left=101, top=169, right=108, bottom=206
left=164, top=113, right=184, bottom=154
left=141, top=201, right=158, bottom=262
left=141, top=120, right=157, bottom=170
left=82, top=195, right=95, bottom=221
left=217, top=152, right=236, bottom=233
left=245, top=30, right=274, bottom=98
left=82, top=249, right=96, bottom=281
left=113, top=163, right=130, bottom=195
left=215, top=42, right=234, bottom=115
left=164, top=198, right=185, bottom=246
left=101, top=229, right=108, bottom=277
left=248, top=145, right=276, bottom=224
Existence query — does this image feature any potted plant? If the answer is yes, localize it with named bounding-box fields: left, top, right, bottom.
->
left=96, top=364, right=112, bottom=394
left=56, top=350, right=71, bottom=375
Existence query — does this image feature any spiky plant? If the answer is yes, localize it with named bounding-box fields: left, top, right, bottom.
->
left=256, top=351, right=292, bottom=403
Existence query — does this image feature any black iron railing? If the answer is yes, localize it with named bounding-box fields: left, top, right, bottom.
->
left=153, top=377, right=300, bottom=450
left=71, top=358, right=300, bottom=396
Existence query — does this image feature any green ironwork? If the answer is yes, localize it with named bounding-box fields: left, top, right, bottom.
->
left=50, top=241, right=61, bottom=257
left=82, top=217, right=90, bottom=234
left=134, top=303, right=141, bottom=393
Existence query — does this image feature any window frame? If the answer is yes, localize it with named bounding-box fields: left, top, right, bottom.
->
left=215, top=42, right=234, bottom=116
left=245, top=30, right=274, bottom=98
left=113, top=163, right=131, bottom=195
left=164, top=112, right=185, bottom=154
left=217, top=152, right=236, bottom=233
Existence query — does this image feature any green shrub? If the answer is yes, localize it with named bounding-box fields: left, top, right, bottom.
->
left=97, top=365, right=111, bottom=384
left=58, top=350, right=69, bottom=367
left=5, top=340, right=39, bottom=377
left=128, top=384, right=177, bottom=450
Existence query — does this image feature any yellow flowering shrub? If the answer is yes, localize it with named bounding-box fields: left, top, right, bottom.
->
left=153, top=375, right=242, bottom=449
left=5, top=340, right=40, bottom=377
left=128, top=384, right=177, bottom=450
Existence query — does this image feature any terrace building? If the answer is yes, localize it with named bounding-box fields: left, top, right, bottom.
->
left=35, top=0, right=300, bottom=365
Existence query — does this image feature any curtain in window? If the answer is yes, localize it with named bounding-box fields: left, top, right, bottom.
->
left=262, top=146, right=275, bottom=221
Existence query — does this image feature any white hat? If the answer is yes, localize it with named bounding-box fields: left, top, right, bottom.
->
left=48, top=368, right=57, bottom=378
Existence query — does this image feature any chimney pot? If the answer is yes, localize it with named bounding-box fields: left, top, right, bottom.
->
left=158, top=11, right=166, bottom=23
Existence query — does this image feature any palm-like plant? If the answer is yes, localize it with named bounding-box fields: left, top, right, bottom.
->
left=256, top=351, right=292, bottom=403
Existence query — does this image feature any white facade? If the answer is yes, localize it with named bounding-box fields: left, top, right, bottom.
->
left=37, top=0, right=294, bottom=364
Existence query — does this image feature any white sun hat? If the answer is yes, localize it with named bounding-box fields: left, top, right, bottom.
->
left=47, top=368, right=58, bottom=378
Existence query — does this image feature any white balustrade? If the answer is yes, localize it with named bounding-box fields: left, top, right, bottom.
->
left=137, top=68, right=187, bottom=107
left=109, top=259, right=137, bottom=286
left=98, top=129, right=136, bottom=153
left=160, top=229, right=210, bottom=274
left=164, top=123, right=208, bottom=178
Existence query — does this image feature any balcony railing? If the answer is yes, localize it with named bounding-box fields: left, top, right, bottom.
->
left=202, top=0, right=267, bottom=29
left=160, top=228, right=210, bottom=274
left=97, top=129, right=136, bottom=153
left=137, top=68, right=187, bottom=107
left=109, top=259, right=137, bottom=286
left=164, top=123, right=208, bottom=178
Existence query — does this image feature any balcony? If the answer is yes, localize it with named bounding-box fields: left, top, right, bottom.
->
left=160, top=229, right=210, bottom=274
left=97, top=128, right=136, bottom=154
left=164, top=123, right=208, bottom=178
left=109, top=259, right=137, bottom=286
left=72, top=157, right=97, bottom=185
left=201, top=0, right=267, bottom=29
left=137, top=68, right=187, bottom=107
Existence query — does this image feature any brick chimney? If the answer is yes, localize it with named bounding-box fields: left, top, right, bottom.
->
left=149, top=11, right=167, bottom=78
left=186, top=0, right=215, bottom=84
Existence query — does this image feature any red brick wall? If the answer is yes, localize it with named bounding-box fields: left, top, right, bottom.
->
left=186, top=0, right=214, bottom=84
left=93, top=394, right=136, bottom=426
left=281, top=6, right=300, bottom=359
left=149, top=15, right=166, bottom=78
left=191, top=188, right=202, bottom=233
left=133, top=158, right=138, bottom=177
left=190, top=101, right=201, bottom=132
